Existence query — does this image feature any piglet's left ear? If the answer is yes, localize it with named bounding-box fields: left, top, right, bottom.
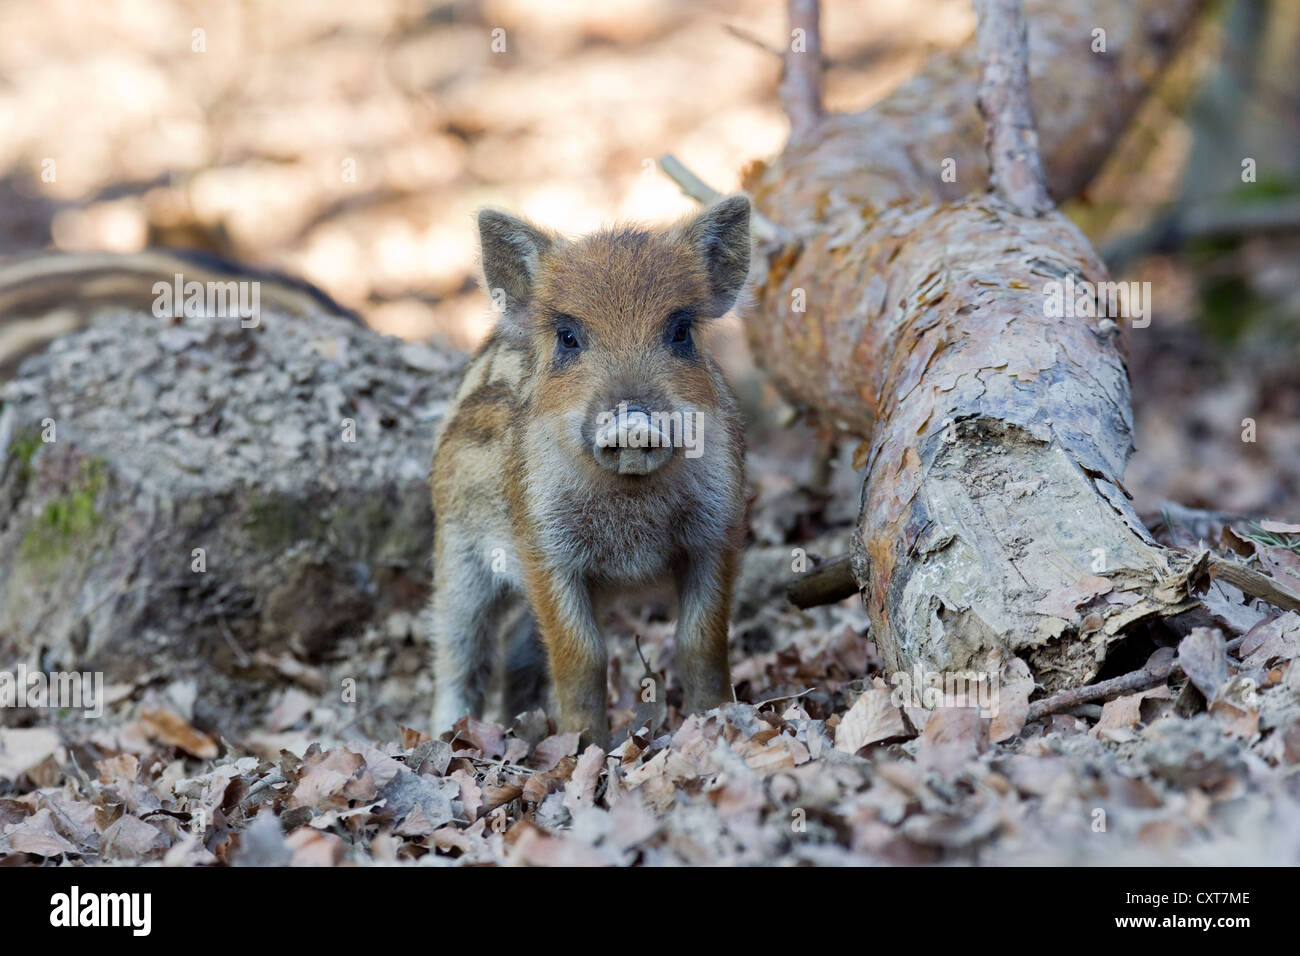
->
left=674, top=195, right=752, bottom=317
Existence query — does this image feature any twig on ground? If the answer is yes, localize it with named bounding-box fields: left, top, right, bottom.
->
left=753, top=687, right=815, bottom=710
left=787, top=554, right=858, bottom=609
left=1026, top=634, right=1246, bottom=722
left=239, top=772, right=287, bottom=813
left=1026, top=649, right=1177, bottom=721
left=1208, top=554, right=1300, bottom=614
left=633, top=634, right=654, bottom=675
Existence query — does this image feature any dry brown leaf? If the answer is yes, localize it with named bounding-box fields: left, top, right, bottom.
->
left=139, top=707, right=219, bottom=759
left=480, top=783, right=523, bottom=814
left=562, top=745, right=605, bottom=816
left=528, top=732, right=580, bottom=772
left=1177, top=627, right=1229, bottom=700
left=101, top=815, right=169, bottom=861
left=1259, top=547, right=1300, bottom=592
left=394, top=801, right=441, bottom=837
left=285, top=827, right=345, bottom=866
left=523, top=757, right=576, bottom=803
left=1032, top=574, right=1113, bottom=619
left=377, top=767, right=455, bottom=833
left=451, top=715, right=507, bottom=757
left=1209, top=700, right=1260, bottom=739
left=290, top=749, right=365, bottom=809
left=1260, top=520, right=1300, bottom=534
left=917, top=707, right=986, bottom=776
left=834, top=684, right=910, bottom=754
left=1209, top=675, right=1261, bottom=739
left=989, top=658, right=1035, bottom=743
left=1240, top=612, right=1300, bottom=668
left=400, top=725, right=432, bottom=749
left=450, top=768, right=482, bottom=823
left=510, top=827, right=612, bottom=867
left=96, top=752, right=140, bottom=784
left=4, top=808, right=77, bottom=858
left=1093, top=685, right=1173, bottom=739
left=0, top=728, right=62, bottom=781
left=430, top=826, right=477, bottom=855
left=266, top=687, right=315, bottom=732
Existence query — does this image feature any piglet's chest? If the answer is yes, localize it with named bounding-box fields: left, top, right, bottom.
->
left=531, top=482, right=688, bottom=583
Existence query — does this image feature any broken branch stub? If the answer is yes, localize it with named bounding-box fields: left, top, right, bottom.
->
left=780, top=0, right=824, bottom=142
left=974, top=0, right=1053, bottom=217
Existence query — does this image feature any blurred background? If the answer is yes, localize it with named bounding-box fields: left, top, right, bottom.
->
left=1, top=0, right=1298, bottom=520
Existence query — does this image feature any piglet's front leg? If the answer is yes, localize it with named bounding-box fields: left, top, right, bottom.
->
left=524, top=557, right=610, bottom=749
left=674, top=546, right=737, bottom=716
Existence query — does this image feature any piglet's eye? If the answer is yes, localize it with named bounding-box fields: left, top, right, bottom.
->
left=557, top=328, right=580, bottom=351
left=668, top=311, right=693, bottom=346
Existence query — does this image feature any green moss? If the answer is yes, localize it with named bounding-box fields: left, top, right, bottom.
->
left=1196, top=273, right=1264, bottom=343
left=1228, top=173, right=1300, bottom=205
left=18, top=459, right=105, bottom=567
left=246, top=496, right=319, bottom=551
left=8, top=426, right=43, bottom=481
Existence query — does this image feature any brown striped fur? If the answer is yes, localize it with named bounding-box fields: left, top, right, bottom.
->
left=429, top=197, right=752, bottom=747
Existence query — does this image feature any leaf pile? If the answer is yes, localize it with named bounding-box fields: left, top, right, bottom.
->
left=4, top=584, right=1300, bottom=865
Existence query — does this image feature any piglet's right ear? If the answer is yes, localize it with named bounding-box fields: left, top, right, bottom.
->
left=674, top=194, right=752, bottom=318
left=478, top=209, right=555, bottom=323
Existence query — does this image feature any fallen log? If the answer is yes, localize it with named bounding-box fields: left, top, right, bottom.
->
left=736, top=0, right=1210, bottom=691
left=744, top=0, right=1206, bottom=433
left=0, top=253, right=463, bottom=716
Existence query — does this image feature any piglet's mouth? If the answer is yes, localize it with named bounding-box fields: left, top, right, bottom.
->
left=590, top=404, right=675, bottom=476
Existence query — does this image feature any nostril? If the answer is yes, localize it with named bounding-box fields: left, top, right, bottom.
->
left=591, top=402, right=675, bottom=475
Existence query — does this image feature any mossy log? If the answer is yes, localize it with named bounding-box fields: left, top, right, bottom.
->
left=0, top=264, right=462, bottom=710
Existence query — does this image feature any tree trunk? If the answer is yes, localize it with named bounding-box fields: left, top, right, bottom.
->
left=744, top=0, right=1210, bottom=691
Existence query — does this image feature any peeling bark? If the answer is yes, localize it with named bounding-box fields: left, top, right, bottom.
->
left=841, top=196, right=1201, bottom=689
left=745, top=0, right=1206, bottom=431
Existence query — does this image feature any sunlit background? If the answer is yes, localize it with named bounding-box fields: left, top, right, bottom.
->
left=0, top=0, right=972, bottom=345
left=2, top=0, right=1299, bottom=516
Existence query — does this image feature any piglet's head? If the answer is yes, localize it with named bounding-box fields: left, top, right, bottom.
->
left=477, top=195, right=751, bottom=480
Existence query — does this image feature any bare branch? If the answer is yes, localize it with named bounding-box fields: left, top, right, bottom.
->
left=974, top=0, right=1053, bottom=216
left=658, top=153, right=724, bottom=206
left=657, top=154, right=793, bottom=247
left=726, top=22, right=835, bottom=68
left=781, top=0, right=823, bottom=141
left=1026, top=634, right=1246, bottom=722
left=1209, top=555, right=1300, bottom=614
left=788, top=554, right=858, bottom=608
left=724, top=23, right=784, bottom=59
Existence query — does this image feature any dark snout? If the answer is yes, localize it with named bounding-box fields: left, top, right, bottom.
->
left=591, top=402, right=675, bottom=476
